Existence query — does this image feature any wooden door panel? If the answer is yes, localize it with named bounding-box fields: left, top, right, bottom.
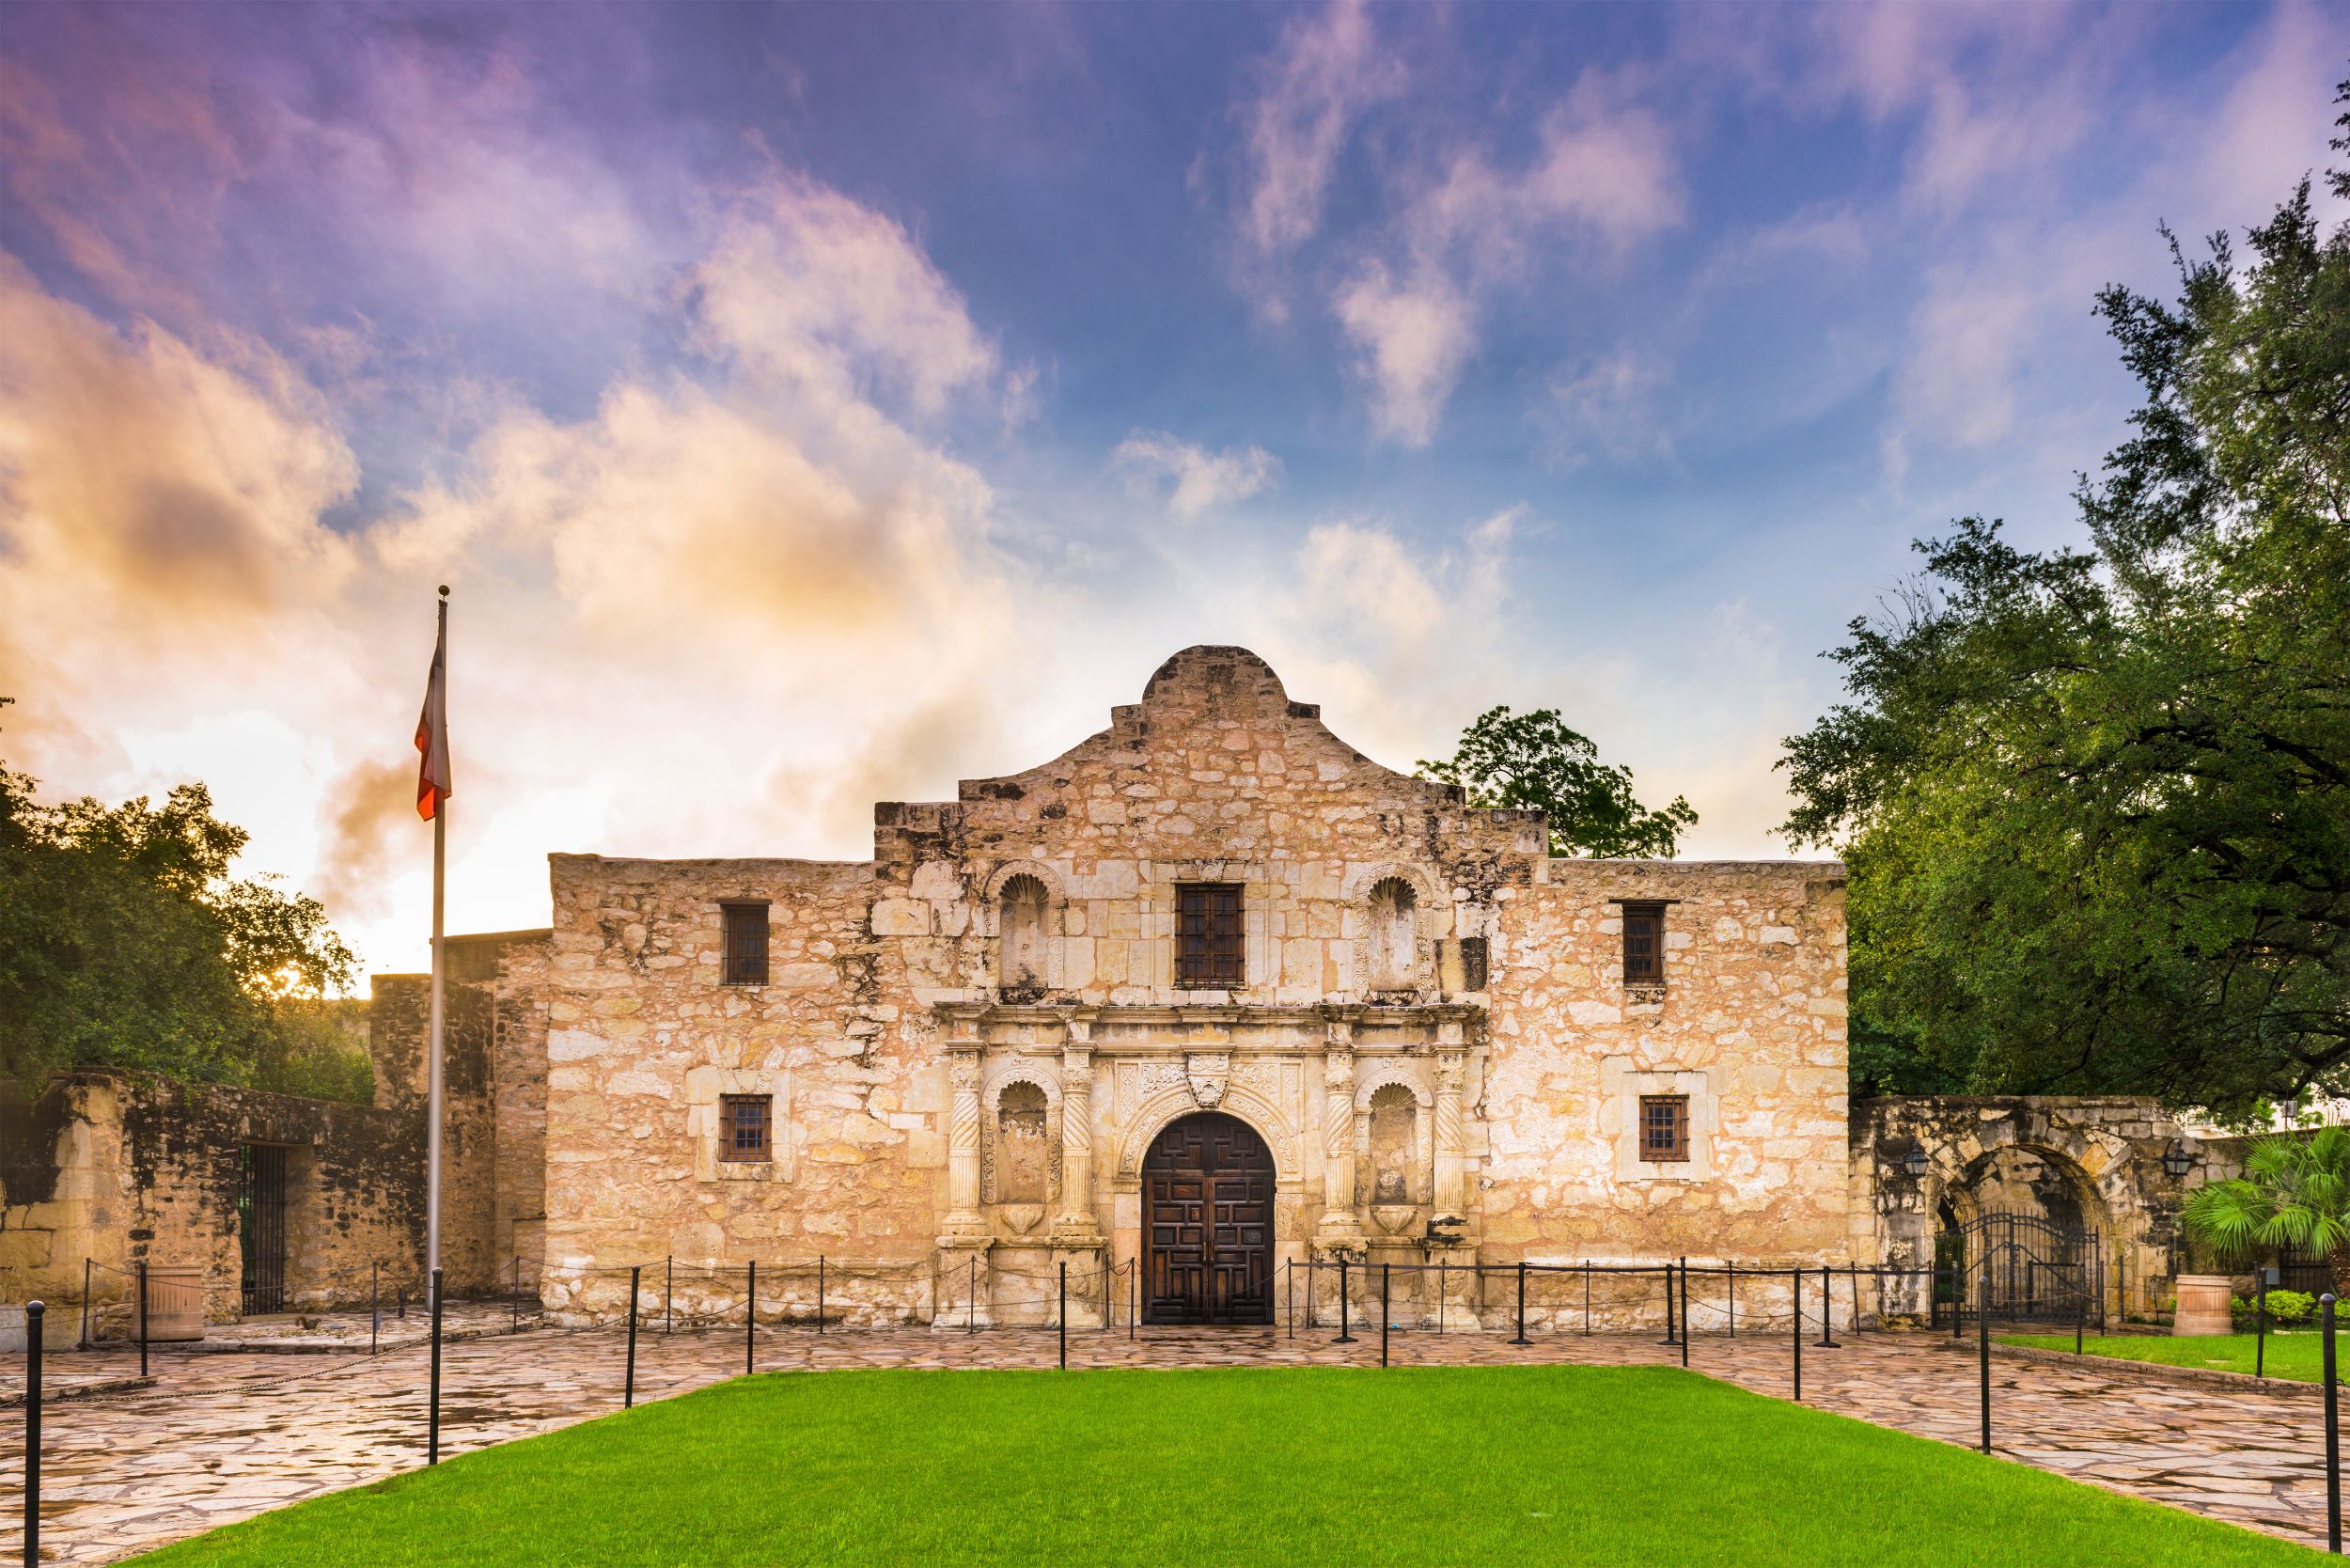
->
left=1142, top=1112, right=1275, bottom=1325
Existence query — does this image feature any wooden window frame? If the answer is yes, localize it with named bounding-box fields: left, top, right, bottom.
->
left=1620, top=900, right=1668, bottom=988
left=719, top=1093, right=772, bottom=1163
left=1175, top=883, right=1246, bottom=988
left=720, top=901, right=770, bottom=987
left=1638, top=1094, right=1690, bottom=1163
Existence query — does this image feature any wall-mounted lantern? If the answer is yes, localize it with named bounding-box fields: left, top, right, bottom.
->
left=1896, top=1141, right=1931, bottom=1179
left=2159, top=1141, right=2195, bottom=1179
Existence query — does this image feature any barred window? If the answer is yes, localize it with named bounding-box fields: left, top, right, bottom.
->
left=720, top=1094, right=771, bottom=1162
left=1638, top=1094, right=1689, bottom=1163
left=721, top=902, right=770, bottom=986
left=1622, top=902, right=1666, bottom=986
left=1176, top=883, right=1245, bottom=987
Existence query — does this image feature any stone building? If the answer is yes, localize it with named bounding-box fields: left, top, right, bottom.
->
left=525, top=646, right=1853, bottom=1326
left=7, top=646, right=2250, bottom=1338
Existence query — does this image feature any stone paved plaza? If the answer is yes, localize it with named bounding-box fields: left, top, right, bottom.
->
left=0, top=1318, right=2336, bottom=1562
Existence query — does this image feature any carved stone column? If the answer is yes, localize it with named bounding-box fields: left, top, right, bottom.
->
left=1317, top=1019, right=1363, bottom=1243
left=942, top=1046, right=986, bottom=1237
left=1434, top=1049, right=1467, bottom=1221
left=1053, top=1045, right=1102, bottom=1241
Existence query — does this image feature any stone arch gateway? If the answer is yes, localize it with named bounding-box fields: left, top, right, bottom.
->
left=1141, top=1112, right=1277, bottom=1325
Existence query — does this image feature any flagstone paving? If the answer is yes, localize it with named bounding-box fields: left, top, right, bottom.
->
left=0, top=1319, right=2337, bottom=1562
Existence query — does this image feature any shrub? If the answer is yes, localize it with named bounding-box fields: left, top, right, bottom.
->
left=2232, top=1288, right=2318, bottom=1326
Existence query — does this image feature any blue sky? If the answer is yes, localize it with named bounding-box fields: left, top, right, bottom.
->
left=1, top=2, right=2343, bottom=973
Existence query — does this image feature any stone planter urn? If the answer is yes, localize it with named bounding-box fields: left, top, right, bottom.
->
left=2171, top=1273, right=2235, bottom=1336
left=142, top=1265, right=208, bottom=1342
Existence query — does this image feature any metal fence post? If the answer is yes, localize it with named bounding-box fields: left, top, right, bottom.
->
left=2325, top=1294, right=2341, bottom=1555
left=137, top=1260, right=149, bottom=1379
left=1102, top=1257, right=1110, bottom=1336
left=1510, top=1261, right=1528, bottom=1345
left=1336, top=1258, right=1354, bottom=1344
left=1661, top=1261, right=1678, bottom=1346
left=745, top=1259, right=757, bottom=1375
left=427, top=1267, right=445, bottom=1466
left=511, top=1256, right=520, bottom=1332
left=1058, top=1262, right=1068, bottom=1370
left=1818, top=1265, right=1840, bottom=1348
left=1727, top=1260, right=1736, bottom=1338
left=1286, top=1260, right=1293, bottom=1340
left=1380, top=1264, right=1389, bottom=1369
left=969, top=1255, right=978, bottom=1334
left=818, top=1255, right=825, bottom=1336
left=1791, top=1268, right=1802, bottom=1403
left=1438, top=1259, right=1447, bottom=1335
left=2257, top=1267, right=2269, bottom=1379
left=371, top=1260, right=380, bottom=1356
left=1848, top=1261, right=1860, bottom=1336
left=1978, top=1264, right=1992, bottom=1455
left=1584, top=1261, right=1591, bottom=1336
left=23, top=1299, right=41, bottom=1567
left=1130, top=1261, right=1137, bottom=1341
left=80, top=1258, right=91, bottom=1350
left=625, top=1264, right=640, bottom=1410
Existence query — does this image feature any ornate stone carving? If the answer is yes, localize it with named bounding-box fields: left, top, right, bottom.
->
left=1186, top=1051, right=1230, bottom=1108
left=1433, top=1048, right=1467, bottom=1220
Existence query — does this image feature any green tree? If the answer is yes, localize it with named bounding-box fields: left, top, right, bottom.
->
left=2184, top=1128, right=2350, bottom=1294
left=1779, top=74, right=2350, bottom=1114
left=1418, top=706, right=1697, bottom=858
left=0, top=713, right=368, bottom=1099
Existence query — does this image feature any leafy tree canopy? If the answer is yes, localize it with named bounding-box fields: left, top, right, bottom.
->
left=1418, top=705, right=1698, bottom=858
left=1, top=709, right=369, bottom=1100
left=1780, top=75, right=2350, bottom=1113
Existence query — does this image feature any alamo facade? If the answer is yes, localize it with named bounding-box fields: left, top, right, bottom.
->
left=530, top=645, right=1850, bottom=1327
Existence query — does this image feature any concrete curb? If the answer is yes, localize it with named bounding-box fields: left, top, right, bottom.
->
left=76, top=1318, right=545, bottom=1357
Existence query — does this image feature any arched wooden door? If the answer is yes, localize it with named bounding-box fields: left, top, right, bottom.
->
left=1143, top=1112, right=1275, bottom=1325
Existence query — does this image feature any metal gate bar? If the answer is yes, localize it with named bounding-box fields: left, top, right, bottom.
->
left=241, top=1145, right=288, bottom=1315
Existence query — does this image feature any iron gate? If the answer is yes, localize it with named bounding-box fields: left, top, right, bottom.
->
left=240, top=1144, right=288, bottom=1315
left=1934, top=1210, right=2103, bottom=1327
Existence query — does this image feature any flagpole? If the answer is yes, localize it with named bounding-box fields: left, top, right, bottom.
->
left=425, top=586, right=448, bottom=1283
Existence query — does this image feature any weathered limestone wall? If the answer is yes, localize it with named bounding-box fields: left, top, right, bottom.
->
left=368, top=929, right=550, bottom=1294
left=539, top=855, right=941, bottom=1322
left=0, top=1071, right=422, bottom=1325
left=1482, top=861, right=1851, bottom=1267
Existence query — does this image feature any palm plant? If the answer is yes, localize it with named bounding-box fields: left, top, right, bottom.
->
left=2183, top=1125, right=2350, bottom=1295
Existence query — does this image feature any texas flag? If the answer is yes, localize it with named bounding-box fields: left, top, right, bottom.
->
left=415, top=611, right=452, bottom=821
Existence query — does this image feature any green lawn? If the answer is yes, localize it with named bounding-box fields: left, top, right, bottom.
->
left=135, top=1366, right=2319, bottom=1566
left=2001, top=1329, right=2338, bottom=1383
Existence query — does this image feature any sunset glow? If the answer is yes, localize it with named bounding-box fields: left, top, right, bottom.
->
left=1, top=2, right=2340, bottom=978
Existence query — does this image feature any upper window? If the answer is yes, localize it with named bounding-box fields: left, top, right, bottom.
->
left=1638, top=1094, right=1689, bottom=1163
left=721, top=902, right=770, bottom=986
left=1458, top=936, right=1490, bottom=992
left=1622, top=902, right=1666, bottom=987
left=720, top=1093, right=772, bottom=1162
left=1176, top=883, right=1245, bottom=988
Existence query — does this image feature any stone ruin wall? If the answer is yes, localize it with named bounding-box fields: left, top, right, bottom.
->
left=0, top=1071, right=423, bottom=1327
left=1850, top=1097, right=2211, bottom=1320
left=368, top=928, right=551, bottom=1295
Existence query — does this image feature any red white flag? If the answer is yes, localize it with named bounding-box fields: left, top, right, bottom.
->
left=415, top=614, right=452, bottom=821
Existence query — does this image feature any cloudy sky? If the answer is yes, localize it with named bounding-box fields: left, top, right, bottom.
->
left=2, top=2, right=2342, bottom=977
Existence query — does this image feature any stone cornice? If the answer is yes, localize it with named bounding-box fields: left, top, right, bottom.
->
left=932, top=998, right=1482, bottom=1045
